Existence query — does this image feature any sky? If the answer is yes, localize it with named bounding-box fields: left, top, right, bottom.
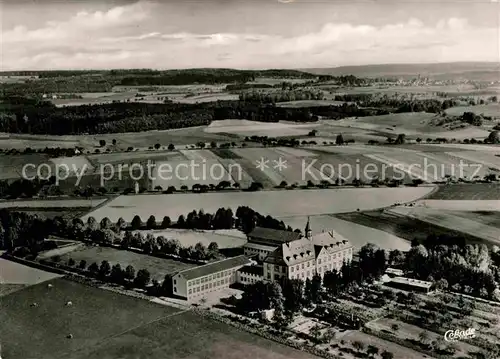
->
left=1, top=0, right=499, bottom=70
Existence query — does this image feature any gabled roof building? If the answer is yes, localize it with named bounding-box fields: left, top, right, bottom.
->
left=263, top=218, right=353, bottom=282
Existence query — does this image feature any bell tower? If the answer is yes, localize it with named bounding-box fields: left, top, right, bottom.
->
left=305, top=217, right=312, bottom=240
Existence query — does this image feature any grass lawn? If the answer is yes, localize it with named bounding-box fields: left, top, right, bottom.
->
left=1, top=278, right=319, bottom=359
left=68, top=310, right=319, bottom=359
left=136, top=228, right=247, bottom=249
left=0, top=258, right=61, bottom=284
left=0, top=278, right=181, bottom=359
left=59, top=246, right=196, bottom=281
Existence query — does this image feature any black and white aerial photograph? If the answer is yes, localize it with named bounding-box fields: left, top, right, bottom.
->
left=0, top=0, right=499, bottom=358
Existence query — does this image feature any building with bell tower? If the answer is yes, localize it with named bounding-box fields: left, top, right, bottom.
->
left=305, top=217, right=312, bottom=240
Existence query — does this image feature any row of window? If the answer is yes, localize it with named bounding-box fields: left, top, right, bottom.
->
left=318, top=250, right=351, bottom=265
left=187, top=269, right=236, bottom=287
left=187, top=277, right=231, bottom=295
left=289, top=260, right=314, bottom=272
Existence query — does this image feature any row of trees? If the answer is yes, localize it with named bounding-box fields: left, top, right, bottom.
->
left=238, top=89, right=324, bottom=103
left=404, top=241, right=498, bottom=299
left=53, top=257, right=153, bottom=289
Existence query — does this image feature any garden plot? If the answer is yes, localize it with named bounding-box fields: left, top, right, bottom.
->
left=367, top=318, right=481, bottom=358
left=387, top=206, right=500, bottom=244
left=341, top=330, right=431, bottom=359
left=81, top=187, right=434, bottom=223
left=135, top=229, right=247, bottom=249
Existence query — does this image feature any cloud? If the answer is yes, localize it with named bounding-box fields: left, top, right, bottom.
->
left=2, top=1, right=153, bottom=44
left=2, top=6, right=498, bottom=70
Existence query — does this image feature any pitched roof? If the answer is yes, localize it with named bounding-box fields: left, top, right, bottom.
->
left=247, top=227, right=301, bottom=245
left=177, top=255, right=251, bottom=280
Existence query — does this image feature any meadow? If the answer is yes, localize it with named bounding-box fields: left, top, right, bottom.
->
left=0, top=258, right=61, bottom=285
left=59, top=246, right=195, bottom=281
left=444, top=103, right=500, bottom=117
left=0, top=277, right=319, bottom=359
left=412, top=199, right=500, bottom=211
left=81, top=187, right=435, bottom=223
left=135, top=228, right=247, bottom=249
left=333, top=112, right=492, bottom=139
left=427, top=183, right=500, bottom=200
left=0, top=198, right=107, bottom=209
left=205, top=119, right=319, bottom=137
left=387, top=206, right=500, bottom=245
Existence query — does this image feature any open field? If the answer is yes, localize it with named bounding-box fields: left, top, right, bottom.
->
left=366, top=151, right=490, bottom=182
left=334, top=210, right=489, bottom=244
left=82, top=127, right=239, bottom=152
left=1, top=277, right=320, bottom=359
left=333, top=113, right=491, bottom=139
left=447, top=150, right=500, bottom=171
left=275, top=100, right=347, bottom=108
left=427, top=183, right=500, bottom=200
left=81, top=187, right=434, bottom=223
left=205, top=119, right=319, bottom=137
left=59, top=246, right=195, bottom=281
left=135, top=229, right=247, bottom=249
left=412, top=199, right=500, bottom=211
left=0, top=198, right=107, bottom=209
left=170, top=92, right=239, bottom=103
left=0, top=277, right=181, bottom=359
left=445, top=210, right=500, bottom=228
left=0, top=283, right=27, bottom=297
left=0, top=153, right=50, bottom=179
left=0, top=258, right=61, bottom=284
left=444, top=103, right=500, bottom=117
left=277, top=214, right=410, bottom=251
left=0, top=134, right=82, bottom=150
left=387, top=206, right=500, bottom=245
left=87, top=150, right=187, bottom=165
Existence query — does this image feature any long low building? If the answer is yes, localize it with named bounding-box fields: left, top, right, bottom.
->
left=387, top=276, right=434, bottom=294
left=171, top=255, right=252, bottom=302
